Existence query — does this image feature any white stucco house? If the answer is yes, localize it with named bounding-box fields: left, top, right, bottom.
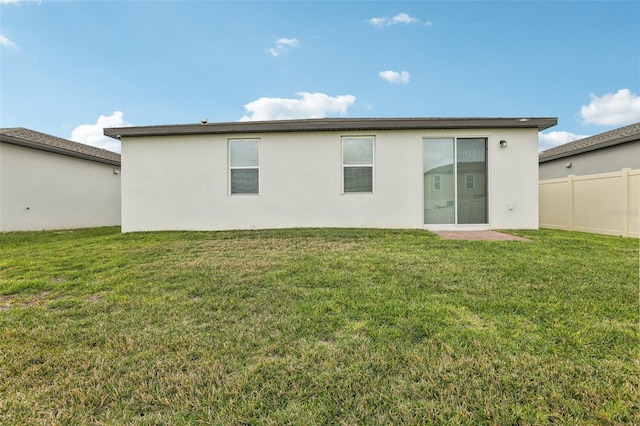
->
left=104, top=117, right=556, bottom=233
left=0, top=128, right=121, bottom=232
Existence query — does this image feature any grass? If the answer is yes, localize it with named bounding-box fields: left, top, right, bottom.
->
left=0, top=227, right=638, bottom=425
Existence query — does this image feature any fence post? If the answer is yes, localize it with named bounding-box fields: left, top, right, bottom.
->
left=568, top=175, right=574, bottom=231
left=621, top=168, right=630, bottom=237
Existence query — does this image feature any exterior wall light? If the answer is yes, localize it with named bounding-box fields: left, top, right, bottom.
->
left=499, top=140, right=508, bottom=148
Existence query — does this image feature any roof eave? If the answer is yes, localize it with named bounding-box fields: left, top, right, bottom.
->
left=105, top=117, right=557, bottom=139
left=0, top=134, right=121, bottom=167
left=539, top=134, right=638, bottom=163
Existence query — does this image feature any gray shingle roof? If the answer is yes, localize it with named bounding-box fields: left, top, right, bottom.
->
left=0, top=127, right=121, bottom=166
left=104, top=117, right=557, bottom=138
left=539, top=122, right=640, bottom=163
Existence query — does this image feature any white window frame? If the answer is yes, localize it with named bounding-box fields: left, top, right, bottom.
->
left=341, top=136, right=375, bottom=194
left=229, top=138, right=260, bottom=195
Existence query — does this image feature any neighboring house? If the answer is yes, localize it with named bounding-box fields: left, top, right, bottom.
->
left=539, top=122, right=640, bottom=179
left=0, top=128, right=121, bottom=232
left=104, top=117, right=556, bottom=232
left=538, top=123, right=639, bottom=237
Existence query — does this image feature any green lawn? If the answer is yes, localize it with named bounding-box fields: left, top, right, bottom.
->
left=0, top=227, right=638, bottom=425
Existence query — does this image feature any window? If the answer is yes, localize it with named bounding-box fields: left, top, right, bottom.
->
left=229, top=139, right=259, bottom=194
left=342, top=136, right=374, bottom=193
left=433, top=174, right=442, bottom=191
left=465, top=173, right=475, bottom=189
left=423, top=138, right=487, bottom=225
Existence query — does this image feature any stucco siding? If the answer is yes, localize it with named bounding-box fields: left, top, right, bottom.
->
left=0, top=143, right=121, bottom=231
left=487, top=128, right=539, bottom=229
left=539, top=141, right=640, bottom=180
left=121, top=128, right=539, bottom=232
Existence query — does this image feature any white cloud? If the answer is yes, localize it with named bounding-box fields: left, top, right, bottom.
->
left=0, top=34, right=17, bottom=49
left=277, top=38, right=299, bottom=47
left=239, top=92, right=356, bottom=121
left=379, top=70, right=410, bottom=84
left=70, top=111, right=132, bottom=153
left=538, top=131, right=589, bottom=151
left=580, top=88, right=640, bottom=126
left=369, top=13, right=429, bottom=27
left=269, top=37, right=300, bottom=56
left=390, top=13, right=418, bottom=25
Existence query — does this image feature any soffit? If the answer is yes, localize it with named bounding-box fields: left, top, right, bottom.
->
left=105, top=117, right=558, bottom=139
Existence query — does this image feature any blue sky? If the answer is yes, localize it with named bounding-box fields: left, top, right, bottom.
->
left=1, top=0, right=639, bottom=153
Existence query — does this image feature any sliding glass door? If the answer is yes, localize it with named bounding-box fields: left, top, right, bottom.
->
left=423, top=138, right=487, bottom=225
left=423, top=138, right=455, bottom=224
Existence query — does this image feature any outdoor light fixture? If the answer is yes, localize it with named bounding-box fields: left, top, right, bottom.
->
left=499, top=140, right=508, bottom=148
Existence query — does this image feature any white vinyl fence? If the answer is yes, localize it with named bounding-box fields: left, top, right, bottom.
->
left=539, top=168, right=639, bottom=237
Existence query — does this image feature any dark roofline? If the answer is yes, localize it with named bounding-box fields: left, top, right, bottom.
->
left=539, top=121, right=640, bottom=163
left=104, top=117, right=557, bottom=139
left=0, top=128, right=121, bottom=167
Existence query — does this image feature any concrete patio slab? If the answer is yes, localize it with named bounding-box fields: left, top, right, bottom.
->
left=432, top=230, right=532, bottom=241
